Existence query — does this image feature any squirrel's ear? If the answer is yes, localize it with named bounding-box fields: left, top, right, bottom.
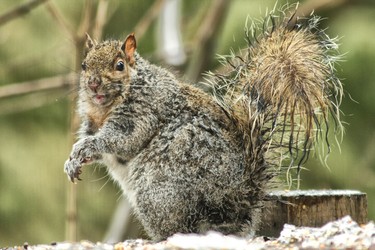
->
left=122, top=33, right=137, bottom=66
left=85, top=33, right=97, bottom=49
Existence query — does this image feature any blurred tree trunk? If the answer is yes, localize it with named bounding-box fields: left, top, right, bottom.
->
left=186, top=0, right=232, bottom=83
left=157, top=0, right=186, bottom=66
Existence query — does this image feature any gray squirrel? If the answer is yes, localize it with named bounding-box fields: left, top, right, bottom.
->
left=64, top=7, right=343, bottom=240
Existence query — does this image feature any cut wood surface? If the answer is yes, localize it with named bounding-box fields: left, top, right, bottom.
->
left=259, top=189, right=368, bottom=237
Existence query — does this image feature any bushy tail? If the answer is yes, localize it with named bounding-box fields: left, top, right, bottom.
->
left=205, top=5, right=343, bottom=187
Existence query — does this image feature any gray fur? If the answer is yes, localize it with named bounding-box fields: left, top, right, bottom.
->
left=64, top=46, right=263, bottom=239
left=64, top=9, right=342, bottom=240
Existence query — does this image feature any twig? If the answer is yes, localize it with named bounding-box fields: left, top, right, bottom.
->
left=77, top=0, right=94, bottom=41
left=93, top=0, right=110, bottom=41
left=0, top=0, right=49, bottom=27
left=0, top=73, right=76, bottom=99
left=186, top=0, right=232, bottom=82
left=45, top=1, right=78, bottom=42
left=65, top=0, right=96, bottom=243
left=74, top=0, right=95, bottom=70
left=65, top=181, right=78, bottom=243
left=0, top=90, right=66, bottom=115
left=134, top=0, right=165, bottom=40
left=293, top=0, right=349, bottom=21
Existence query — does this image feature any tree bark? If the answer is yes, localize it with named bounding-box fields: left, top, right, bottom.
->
left=259, top=190, right=368, bottom=237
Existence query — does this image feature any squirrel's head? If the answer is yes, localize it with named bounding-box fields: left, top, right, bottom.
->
left=80, top=33, right=137, bottom=107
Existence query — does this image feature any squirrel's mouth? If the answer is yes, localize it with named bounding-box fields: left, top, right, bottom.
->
left=93, top=94, right=108, bottom=105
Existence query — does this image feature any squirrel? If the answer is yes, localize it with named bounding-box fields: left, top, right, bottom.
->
left=64, top=6, right=343, bottom=240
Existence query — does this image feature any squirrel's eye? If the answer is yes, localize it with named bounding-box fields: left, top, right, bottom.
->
left=116, top=61, right=124, bottom=71
left=81, top=62, right=87, bottom=71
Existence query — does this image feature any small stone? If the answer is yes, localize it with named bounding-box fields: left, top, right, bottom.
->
left=114, top=242, right=124, bottom=250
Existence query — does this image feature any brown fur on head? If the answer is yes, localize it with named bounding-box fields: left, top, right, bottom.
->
left=79, top=33, right=137, bottom=130
left=80, top=33, right=137, bottom=107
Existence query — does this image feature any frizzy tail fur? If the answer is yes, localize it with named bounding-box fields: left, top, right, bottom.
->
left=204, top=5, right=343, bottom=187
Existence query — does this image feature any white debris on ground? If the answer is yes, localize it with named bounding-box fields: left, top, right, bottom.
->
left=165, top=232, right=260, bottom=250
left=276, top=215, right=375, bottom=249
left=4, top=216, right=375, bottom=250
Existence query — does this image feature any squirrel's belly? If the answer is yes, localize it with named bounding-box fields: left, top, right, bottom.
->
left=102, top=153, right=137, bottom=207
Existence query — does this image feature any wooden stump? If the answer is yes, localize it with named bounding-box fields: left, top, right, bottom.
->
left=259, top=190, right=368, bottom=237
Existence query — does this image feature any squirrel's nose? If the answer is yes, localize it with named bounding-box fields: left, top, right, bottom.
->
left=88, top=77, right=101, bottom=92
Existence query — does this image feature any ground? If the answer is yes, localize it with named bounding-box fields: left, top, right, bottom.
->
left=3, top=216, right=375, bottom=250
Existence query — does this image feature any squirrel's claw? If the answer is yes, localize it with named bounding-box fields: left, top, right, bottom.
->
left=64, top=158, right=82, bottom=183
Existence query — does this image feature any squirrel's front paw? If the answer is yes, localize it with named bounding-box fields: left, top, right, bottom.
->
left=64, top=138, right=97, bottom=182
left=64, top=158, right=83, bottom=182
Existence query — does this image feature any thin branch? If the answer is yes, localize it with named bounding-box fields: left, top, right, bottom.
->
left=45, top=1, right=78, bottom=42
left=134, top=0, right=165, bottom=40
left=65, top=1, right=95, bottom=244
left=0, top=73, right=76, bottom=99
left=186, top=0, right=232, bottom=83
left=77, top=0, right=94, bottom=41
left=292, top=0, right=349, bottom=21
left=75, top=0, right=95, bottom=70
left=0, top=0, right=49, bottom=27
left=0, top=90, right=66, bottom=115
left=93, top=0, right=110, bottom=41
left=65, top=181, right=78, bottom=243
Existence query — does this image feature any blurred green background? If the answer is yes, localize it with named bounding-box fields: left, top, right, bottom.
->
left=0, top=0, right=374, bottom=246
